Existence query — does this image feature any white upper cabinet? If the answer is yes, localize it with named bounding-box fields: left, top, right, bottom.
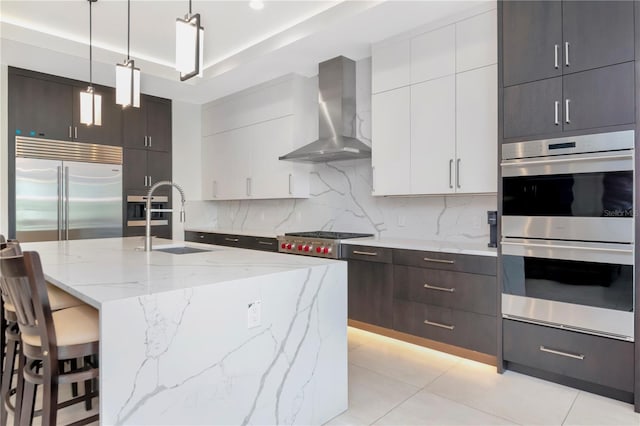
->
left=371, top=5, right=497, bottom=196
left=455, top=64, right=497, bottom=193
left=410, top=75, right=456, bottom=194
left=456, top=9, right=497, bottom=73
left=201, top=74, right=314, bottom=200
left=372, top=39, right=411, bottom=94
left=372, top=87, right=411, bottom=196
left=410, top=25, right=456, bottom=84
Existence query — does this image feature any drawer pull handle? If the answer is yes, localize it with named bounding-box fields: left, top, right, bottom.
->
left=225, top=238, right=240, bottom=243
left=423, top=257, right=454, bottom=264
left=424, top=320, right=455, bottom=331
left=258, top=241, right=274, bottom=246
left=423, top=283, right=455, bottom=293
left=539, top=345, right=584, bottom=360
left=353, top=250, right=378, bottom=256
left=199, top=235, right=205, bottom=239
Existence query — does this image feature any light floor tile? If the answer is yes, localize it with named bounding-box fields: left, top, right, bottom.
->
left=374, top=389, right=517, bottom=426
left=563, top=391, right=640, bottom=426
left=347, top=326, right=370, bottom=351
left=427, top=359, right=579, bottom=425
left=325, top=364, right=420, bottom=425
left=348, top=330, right=462, bottom=387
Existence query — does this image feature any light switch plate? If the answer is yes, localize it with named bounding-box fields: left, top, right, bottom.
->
left=247, top=300, right=261, bottom=329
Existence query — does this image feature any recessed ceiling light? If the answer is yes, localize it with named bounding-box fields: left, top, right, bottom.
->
left=249, top=1, right=264, bottom=11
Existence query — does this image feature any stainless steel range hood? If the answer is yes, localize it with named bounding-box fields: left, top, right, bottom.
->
left=279, top=56, right=371, bottom=163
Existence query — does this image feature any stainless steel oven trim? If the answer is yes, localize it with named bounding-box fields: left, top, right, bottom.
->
left=502, top=216, right=633, bottom=243
left=502, top=294, right=634, bottom=341
left=501, top=130, right=635, bottom=160
left=127, top=195, right=169, bottom=203
left=501, top=149, right=633, bottom=177
left=501, top=237, right=633, bottom=265
left=127, top=220, right=169, bottom=227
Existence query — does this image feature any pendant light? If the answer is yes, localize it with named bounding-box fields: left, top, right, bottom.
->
left=116, top=0, right=140, bottom=108
left=80, top=0, right=102, bottom=126
left=175, top=0, right=204, bottom=81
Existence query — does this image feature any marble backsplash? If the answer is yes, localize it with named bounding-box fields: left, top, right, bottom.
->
left=186, top=159, right=497, bottom=243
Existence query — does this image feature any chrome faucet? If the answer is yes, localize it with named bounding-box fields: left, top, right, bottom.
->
left=144, top=181, right=186, bottom=252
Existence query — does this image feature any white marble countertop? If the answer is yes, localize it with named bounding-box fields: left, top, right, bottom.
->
left=341, top=237, right=497, bottom=257
left=21, top=237, right=343, bottom=308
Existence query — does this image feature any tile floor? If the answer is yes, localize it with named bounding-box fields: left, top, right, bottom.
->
left=7, top=326, right=640, bottom=425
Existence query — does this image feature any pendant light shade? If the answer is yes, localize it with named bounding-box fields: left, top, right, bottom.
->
left=176, top=0, right=204, bottom=81
left=116, top=0, right=140, bottom=108
left=81, top=0, right=101, bottom=126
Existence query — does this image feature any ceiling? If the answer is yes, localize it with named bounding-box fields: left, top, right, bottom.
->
left=0, top=0, right=492, bottom=104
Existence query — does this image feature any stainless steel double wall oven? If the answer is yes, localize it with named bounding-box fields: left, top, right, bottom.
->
left=501, top=131, right=634, bottom=341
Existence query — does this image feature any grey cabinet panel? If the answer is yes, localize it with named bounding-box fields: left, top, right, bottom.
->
left=212, top=233, right=253, bottom=248
left=393, top=300, right=497, bottom=355
left=123, top=98, right=147, bottom=149
left=348, top=259, right=394, bottom=328
left=393, top=249, right=497, bottom=276
left=123, top=148, right=148, bottom=190
left=344, top=245, right=393, bottom=263
left=184, top=231, right=217, bottom=245
left=502, top=1, right=562, bottom=87
left=246, top=237, right=279, bottom=252
left=503, top=319, right=634, bottom=392
left=146, top=99, right=172, bottom=152
left=503, top=77, right=563, bottom=140
left=562, top=1, right=634, bottom=75
left=147, top=151, right=172, bottom=187
left=563, top=62, right=635, bottom=132
left=394, top=266, right=497, bottom=316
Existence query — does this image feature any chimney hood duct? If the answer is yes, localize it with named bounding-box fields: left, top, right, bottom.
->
left=279, top=56, right=371, bottom=163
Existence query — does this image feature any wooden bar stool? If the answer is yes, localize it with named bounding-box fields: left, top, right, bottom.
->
left=0, top=249, right=99, bottom=426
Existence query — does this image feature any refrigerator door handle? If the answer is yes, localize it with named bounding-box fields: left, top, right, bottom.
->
left=65, top=166, right=70, bottom=240
left=58, top=166, right=63, bottom=241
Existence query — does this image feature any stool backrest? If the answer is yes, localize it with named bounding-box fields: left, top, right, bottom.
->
left=0, top=249, right=57, bottom=355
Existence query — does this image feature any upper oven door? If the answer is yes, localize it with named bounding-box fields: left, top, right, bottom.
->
left=501, top=145, right=634, bottom=243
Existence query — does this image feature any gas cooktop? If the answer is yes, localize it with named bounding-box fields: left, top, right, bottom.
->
left=278, top=231, right=373, bottom=259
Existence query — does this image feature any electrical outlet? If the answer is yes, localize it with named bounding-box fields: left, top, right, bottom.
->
left=247, top=300, right=261, bottom=329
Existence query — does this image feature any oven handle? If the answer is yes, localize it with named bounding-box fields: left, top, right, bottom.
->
left=501, top=151, right=633, bottom=169
left=501, top=239, right=633, bottom=264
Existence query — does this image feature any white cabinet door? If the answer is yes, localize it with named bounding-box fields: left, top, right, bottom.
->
left=456, top=9, right=497, bottom=73
left=372, top=39, right=411, bottom=94
left=410, top=75, right=456, bottom=195
left=411, top=25, right=456, bottom=85
left=372, top=87, right=411, bottom=196
left=455, top=64, right=497, bottom=193
left=201, top=135, right=217, bottom=200
left=206, top=130, right=252, bottom=200
left=251, top=116, right=296, bottom=199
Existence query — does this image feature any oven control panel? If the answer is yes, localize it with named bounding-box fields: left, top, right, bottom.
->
left=277, top=237, right=340, bottom=259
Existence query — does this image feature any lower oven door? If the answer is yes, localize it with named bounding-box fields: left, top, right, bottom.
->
left=501, top=238, right=634, bottom=341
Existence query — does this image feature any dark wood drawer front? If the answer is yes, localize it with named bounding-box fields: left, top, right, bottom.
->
left=349, top=260, right=394, bottom=328
left=393, top=249, right=496, bottom=276
left=247, top=237, right=279, bottom=252
left=213, top=233, right=252, bottom=248
left=394, top=266, right=496, bottom=316
left=184, top=231, right=216, bottom=245
left=393, top=300, right=497, bottom=355
left=503, top=320, right=634, bottom=392
left=344, top=245, right=393, bottom=264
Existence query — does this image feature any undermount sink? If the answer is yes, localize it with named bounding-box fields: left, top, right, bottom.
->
left=154, top=246, right=213, bottom=255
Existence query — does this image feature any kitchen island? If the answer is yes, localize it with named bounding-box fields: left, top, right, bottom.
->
left=20, top=237, right=348, bottom=425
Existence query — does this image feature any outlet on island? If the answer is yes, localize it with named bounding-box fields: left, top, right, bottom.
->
left=247, top=300, right=262, bottom=328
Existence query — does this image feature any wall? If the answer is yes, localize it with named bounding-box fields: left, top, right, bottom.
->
left=189, top=57, right=497, bottom=243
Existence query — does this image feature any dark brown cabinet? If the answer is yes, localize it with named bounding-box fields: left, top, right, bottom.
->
left=123, top=96, right=171, bottom=152
left=123, top=148, right=172, bottom=191
left=8, top=70, right=122, bottom=145
left=502, top=1, right=634, bottom=87
left=183, top=231, right=278, bottom=252
left=343, top=245, right=394, bottom=328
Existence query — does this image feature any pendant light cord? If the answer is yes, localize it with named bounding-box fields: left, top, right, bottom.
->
left=89, top=0, right=93, bottom=86
left=127, top=0, right=130, bottom=60
left=189, top=0, right=192, bottom=16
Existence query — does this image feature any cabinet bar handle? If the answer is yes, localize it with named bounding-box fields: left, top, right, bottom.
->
left=288, top=173, right=293, bottom=195
left=68, top=126, right=72, bottom=138
left=539, top=345, right=584, bottom=360
left=423, top=257, right=455, bottom=264
left=565, top=99, right=570, bottom=124
left=372, top=166, right=376, bottom=193
left=148, top=136, right=152, bottom=147
left=456, top=159, right=461, bottom=189
left=448, top=159, right=453, bottom=189
left=424, top=320, right=455, bottom=330
left=74, top=127, right=78, bottom=139
left=144, top=176, right=148, bottom=187
left=144, top=136, right=148, bottom=147
left=199, top=235, right=205, bottom=239
left=213, top=180, right=217, bottom=198
left=424, top=283, right=455, bottom=293
left=554, top=44, right=559, bottom=69
left=258, top=241, right=274, bottom=246
left=225, top=237, right=239, bottom=243
left=148, top=176, right=152, bottom=187
left=353, top=250, right=378, bottom=256
left=246, top=177, right=251, bottom=196
left=554, top=101, right=560, bottom=125
left=57, top=166, right=63, bottom=240
left=565, top=42, right=570, bottom=67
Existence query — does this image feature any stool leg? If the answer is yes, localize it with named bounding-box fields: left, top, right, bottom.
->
left=17, top=380, right=34, bottom=426
left=12, top=352, right=25, bottom=426
left=0, top=331, right=17, bottom=426
left=70, top=359, right=78, bottom=397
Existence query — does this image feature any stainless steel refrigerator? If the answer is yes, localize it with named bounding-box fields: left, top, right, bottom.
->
left=15, top=137, right=123, bottom=242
